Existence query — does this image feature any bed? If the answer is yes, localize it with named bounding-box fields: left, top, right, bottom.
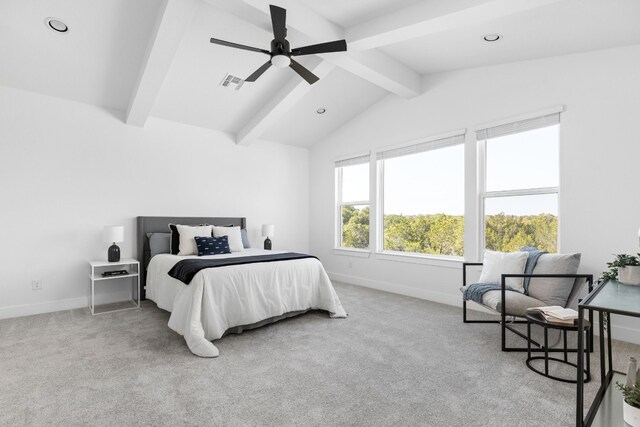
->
left=137, top=216, right=347, bottom=357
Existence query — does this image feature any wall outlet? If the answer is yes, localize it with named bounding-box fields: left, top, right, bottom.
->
left=32, top=279, right=42, bottom=290
left=348, top=261, right=353, bottom=269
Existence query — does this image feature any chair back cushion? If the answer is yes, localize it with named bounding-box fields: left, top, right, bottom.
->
left=527, top=253, right=581, bottom=306
left=565, top=278, right=588, bottom=309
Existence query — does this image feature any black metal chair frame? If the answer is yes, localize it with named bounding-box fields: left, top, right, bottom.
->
left=462, top=262, right=594, bottom=353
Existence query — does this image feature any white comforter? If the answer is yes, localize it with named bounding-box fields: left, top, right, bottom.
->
left=146, top=249, right=347, bottom=357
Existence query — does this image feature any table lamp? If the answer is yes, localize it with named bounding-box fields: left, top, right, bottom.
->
left=103, top=225, right=124, bottom=262
left=262, top=224, right=274, bottom=250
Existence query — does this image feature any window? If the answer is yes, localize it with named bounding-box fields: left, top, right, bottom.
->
left=377, top=133, right=465, bottom=257
left=335, top=154, right=370, bottom=250
left=478, top=112, right=560, bottom=253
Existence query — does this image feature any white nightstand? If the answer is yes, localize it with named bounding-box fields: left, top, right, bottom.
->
left=89, top=258, right=140, bottom=315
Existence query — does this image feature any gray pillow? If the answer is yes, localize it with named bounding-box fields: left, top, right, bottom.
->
left=527, top=253, right=581, bottom=306
left=146, top=232, right=171, bottom=258
left=241, top=228, right=251, bottom=249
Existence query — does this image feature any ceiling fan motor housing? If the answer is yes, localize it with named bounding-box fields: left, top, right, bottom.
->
left=270, top=39, right=290, bottom=56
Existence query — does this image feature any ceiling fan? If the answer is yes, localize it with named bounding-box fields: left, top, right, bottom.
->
left=210, top=5, right=347, bottom=85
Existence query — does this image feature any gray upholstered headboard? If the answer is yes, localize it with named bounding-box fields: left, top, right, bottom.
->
left=137, top=216, right=246, bottom=300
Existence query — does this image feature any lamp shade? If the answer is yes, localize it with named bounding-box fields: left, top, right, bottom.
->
left=103, top=225, right=124, bottom=243
left=262, top=224, right=275, bottom=238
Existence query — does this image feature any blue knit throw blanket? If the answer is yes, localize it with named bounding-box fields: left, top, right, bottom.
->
left=463, top=247, right=546, bottom=304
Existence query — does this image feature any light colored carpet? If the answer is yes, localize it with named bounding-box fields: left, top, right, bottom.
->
left=0, top=282, right=637, bottom=426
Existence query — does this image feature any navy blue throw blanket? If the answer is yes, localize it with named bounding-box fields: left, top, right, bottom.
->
left=463, top=247, right=547, bottom=304
left=168, top=252, right=318, bottom=284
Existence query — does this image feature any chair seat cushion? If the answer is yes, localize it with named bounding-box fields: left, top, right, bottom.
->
left=461, top=287, right=544, bottom=317
left=482, top=291, right=545, bottom=317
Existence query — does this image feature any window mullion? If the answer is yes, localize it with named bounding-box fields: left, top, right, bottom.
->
left=340, top=200, right=370, bottom=206
left=336, top=167, right=343, bottom=248
left=376, top=159, right=385, bottom=253
left=484, top=187, right=559, bottom=199
left=477, top=138, right=487, bottom=259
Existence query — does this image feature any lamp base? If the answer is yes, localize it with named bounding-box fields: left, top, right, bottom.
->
left=108, top=243, right=121, bottom=262
left=264, top=237, right=272, bottom=250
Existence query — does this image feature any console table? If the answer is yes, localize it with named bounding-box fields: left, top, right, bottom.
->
left=576, top=279, right=640, bottom=426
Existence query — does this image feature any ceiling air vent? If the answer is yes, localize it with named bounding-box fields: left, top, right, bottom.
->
left=219, top=73, right=245, bottom=91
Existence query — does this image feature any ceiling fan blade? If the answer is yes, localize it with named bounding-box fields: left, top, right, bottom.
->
left=270, top=5, right=287, bottom=42
left=291, top=39, right=347, bottom=56
left=289, top=59, right=319, bottom=85
left=210, top=38, right=270, bottom=55
left=245, top=61, right=273, bottom=82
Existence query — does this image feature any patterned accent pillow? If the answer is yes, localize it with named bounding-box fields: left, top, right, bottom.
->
left=194, top=236, right=231, bottom=256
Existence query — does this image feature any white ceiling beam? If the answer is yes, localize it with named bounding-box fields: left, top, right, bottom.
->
left=236, top=58, right=335, bottom=146
left=322, top=49, right=420, bottom=99
left=125, top=0, right=199, bottom=127
left=239, top=0, right=421, bottom=98
left=348, top=0, right=563, bottom=51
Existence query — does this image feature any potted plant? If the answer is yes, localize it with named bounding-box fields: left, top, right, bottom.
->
left=617, top=381, right=640, bottom=427
left=603, top=254, right=640, bottom=285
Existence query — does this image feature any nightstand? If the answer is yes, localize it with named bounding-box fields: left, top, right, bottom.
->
left=89, top=259, right=140, bottom=315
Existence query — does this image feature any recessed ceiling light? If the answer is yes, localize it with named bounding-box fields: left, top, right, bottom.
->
left=45, top=17, right=68, bottom=33
left=483, top=34, right=501, bottom=42
left=317, top=108, right=326, bottom=114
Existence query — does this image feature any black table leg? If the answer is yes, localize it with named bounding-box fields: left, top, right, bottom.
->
left=585, top=327, right=591, bottom=383
left=527, top=321, right=531, bottom=361
left=577, top=308, right=585, bottom=427
left=544, top=326, right=549, bottom=375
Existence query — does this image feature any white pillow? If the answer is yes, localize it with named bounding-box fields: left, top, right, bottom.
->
left=176, top=224, right=213, bottom=256
left=212, top=226, right=244, bottom=252
left=478, top=250, right=528, bottom=293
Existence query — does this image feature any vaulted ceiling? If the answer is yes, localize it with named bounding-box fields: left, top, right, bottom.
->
left=1, top=0, right=640, bottom=147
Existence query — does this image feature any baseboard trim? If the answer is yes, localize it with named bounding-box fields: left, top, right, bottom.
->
left=328, top=271, right=462, bottom=308
left=0, top=296, right=89, bottom=320
left=328, top=271, right=640, bottom=345
left=594, top=321, right=640, bottom=345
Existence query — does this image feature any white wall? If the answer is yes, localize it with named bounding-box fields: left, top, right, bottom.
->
left=309, top=45, right=640, bottom=342
left=0, top=86, right=309, bottom=318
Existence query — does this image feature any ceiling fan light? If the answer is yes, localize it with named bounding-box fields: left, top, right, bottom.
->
left=271, top=55, right=291, bottom=69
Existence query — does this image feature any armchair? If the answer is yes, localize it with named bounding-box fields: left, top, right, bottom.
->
left=462, top=262, right=594, bottom=352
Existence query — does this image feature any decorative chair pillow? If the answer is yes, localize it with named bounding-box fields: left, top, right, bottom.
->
left=212, top=226, right=244, bottom=252
left=194, top=236, right=231, bottom=256
left=527, top=253, right=581, bottom=306
left=176, top=224, right=213, bottom=256
left=478, top=250, right=528, bottom=292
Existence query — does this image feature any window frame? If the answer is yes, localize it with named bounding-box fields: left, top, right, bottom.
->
left=375, top=130, right=466, bottom=260
left=476, top=108, right=562, bottom=257
left=334, top=152, right=371, bottom=252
